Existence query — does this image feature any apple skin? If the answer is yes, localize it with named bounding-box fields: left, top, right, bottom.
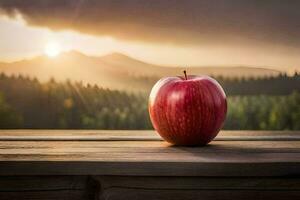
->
left=149, top=75, right=227, bottom=146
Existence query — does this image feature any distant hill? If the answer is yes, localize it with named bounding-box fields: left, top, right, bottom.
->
left=0, top=51, right=282, bottom=91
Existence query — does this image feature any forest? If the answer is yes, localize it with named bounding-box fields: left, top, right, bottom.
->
left=0, top=72, right=299, bottom=130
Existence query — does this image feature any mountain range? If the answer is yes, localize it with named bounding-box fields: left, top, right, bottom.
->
left=0, top=51, right=282, bottom=91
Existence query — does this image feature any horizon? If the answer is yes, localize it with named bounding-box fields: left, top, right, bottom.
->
left=0, top=49, right=289, bottom=71
left=0, top=47, right=291, bottom=91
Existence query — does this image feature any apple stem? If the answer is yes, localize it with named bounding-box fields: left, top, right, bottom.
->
left=183, top=70, right=188, bottom=80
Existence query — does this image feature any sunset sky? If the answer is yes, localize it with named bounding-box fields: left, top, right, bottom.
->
left=0, top=0, right=299, bottom=72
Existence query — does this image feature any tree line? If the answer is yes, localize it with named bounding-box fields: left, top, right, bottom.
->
left=135, top=73, right=300, bottom=95
left=0, top=72, right=299, bottom=130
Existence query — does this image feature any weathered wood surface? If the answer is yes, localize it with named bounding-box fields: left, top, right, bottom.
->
left=96, top=176, right=300, bottom=199
left=1, top=130, right=300, bottom=141
left=1, top=175, right=299, bottom=200
left=0, top=130, right=300, bottom=176
left=0, top=130, right=299, bottom=200
left=0, top=176, right=98, bottom=200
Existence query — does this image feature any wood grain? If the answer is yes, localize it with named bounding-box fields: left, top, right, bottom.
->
left=0, top=130, right=299, bottom=199
left=0, top=130, right=299, bottom=176
left=97, top=176, right=300, bottom=200
left=0, top=190, right=89, bottom=200
left=0, top=130, right=299, bottom=141
left=0, top=176, right=87, bottom=191
left=0, top=176, right=97, bottom=200
left=99, top=189, right=300, bottom=200
left=96, top=176, right=300, bottom=190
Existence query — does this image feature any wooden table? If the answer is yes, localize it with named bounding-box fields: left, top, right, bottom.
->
left=0, top=130, right=299, bottom=200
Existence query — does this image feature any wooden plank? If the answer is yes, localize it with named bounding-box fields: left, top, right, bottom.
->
left=0, top=176, right=96, bottom=200
left=0, top=151, right=300, bottom=162
left=96, top=176, right=300, bottom=200
left=0, top=141, right=300, bottom=154
left=1, top=176, right=299, bottom=200
left=99, top=188, right=300, bottom=200
left=0, top=190, right=91, bottom=200
left=0, top=130, right=299, bottom=141
left=0, top=161, right=299, bottom=176
left=0, top=130, right=299, bottom=176
left=96, top=176, right=300, bottom=190
left=0, top=176, right=87, bottom=191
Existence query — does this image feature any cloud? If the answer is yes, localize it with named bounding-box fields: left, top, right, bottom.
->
left=0, top=0, right=300, bottom=48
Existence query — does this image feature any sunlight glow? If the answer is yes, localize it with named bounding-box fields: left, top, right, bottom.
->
left=0, top=17, right=299, bottom=72
left=44, top=42, right=61, bottom=57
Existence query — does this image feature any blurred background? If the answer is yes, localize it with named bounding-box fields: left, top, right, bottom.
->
left=0, top=0, right=299, bottom=130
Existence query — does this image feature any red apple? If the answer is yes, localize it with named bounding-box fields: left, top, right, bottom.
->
left=148, top=71, right=227, bottom=146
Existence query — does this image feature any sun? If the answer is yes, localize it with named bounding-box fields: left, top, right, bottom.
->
left=44, top=42, right=61, bottom=57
